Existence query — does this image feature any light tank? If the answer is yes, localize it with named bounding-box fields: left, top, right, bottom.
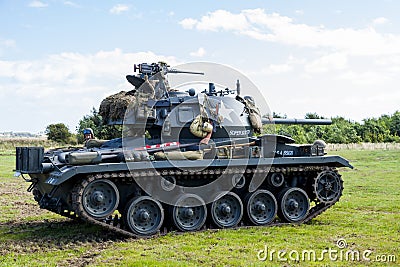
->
left=15, top=62, right=352, bottom=237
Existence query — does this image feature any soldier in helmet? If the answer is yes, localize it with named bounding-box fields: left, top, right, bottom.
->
left=82, top=128, right=109, bottom=148
left=83, top=128, right=96, bottom=148
left=83, top=128, right=94, bottom=142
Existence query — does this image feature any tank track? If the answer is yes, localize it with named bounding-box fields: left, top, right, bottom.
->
left=44, top=166, right=342, bottom=238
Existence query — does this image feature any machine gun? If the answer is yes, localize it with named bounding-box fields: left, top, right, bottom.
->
left=134, top=62, right=204, bottom=77
left=126, top=62, right=204, bottom=88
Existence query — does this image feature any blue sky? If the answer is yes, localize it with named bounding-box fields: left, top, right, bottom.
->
left=1, top=0, right=399, bottom=133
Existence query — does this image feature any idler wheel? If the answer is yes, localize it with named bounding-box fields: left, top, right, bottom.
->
left=267, top=173, right=285, bottom=187
left=232, top=174, right=246, bottom=189
left=313, top=170, right=343, bottom=204
left=123, top=196, right=164, bottom=236
left=171, top=194, right=207, bottom=232
left=277, top=187, right=309, bottom=223
left=82, top=179, right=119, bottom=219
left=210, top=192, right=243, bottom=228
left=245, top=190, right=277, bottom=225
left=161, top=176, right=176, bottom=192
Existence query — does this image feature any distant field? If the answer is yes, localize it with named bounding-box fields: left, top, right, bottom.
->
left=0, top=150, right=399, bottom=266
left=0, top=139, right=72, bottom=155
left=0, top=138, right=55, bottom=153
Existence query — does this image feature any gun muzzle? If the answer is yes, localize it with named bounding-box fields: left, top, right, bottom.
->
left=262, top=118, right=332, bottom=125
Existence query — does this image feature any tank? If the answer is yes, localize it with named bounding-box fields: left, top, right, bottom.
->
left=15, top=62, right=353, bottom=237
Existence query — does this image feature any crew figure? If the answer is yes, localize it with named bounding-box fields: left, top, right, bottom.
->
left=83, top=128, right=94, bottom=143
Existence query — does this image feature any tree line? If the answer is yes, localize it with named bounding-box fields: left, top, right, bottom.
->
left=45, top=109, right=400, bottom=144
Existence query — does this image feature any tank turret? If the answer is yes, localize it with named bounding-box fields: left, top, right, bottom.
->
left=100, top=62, right=332, bottom=144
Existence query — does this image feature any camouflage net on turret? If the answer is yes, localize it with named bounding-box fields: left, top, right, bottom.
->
left=99, top=91, right=135, bottom=122
left=244, top=98, right=262, bottom=134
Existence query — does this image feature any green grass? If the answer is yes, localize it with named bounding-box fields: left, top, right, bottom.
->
left=0, top=150, right=399, bottom=266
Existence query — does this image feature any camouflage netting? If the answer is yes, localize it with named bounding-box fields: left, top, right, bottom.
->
left=99, top=91, right=136, bottom=122
left=244, top=98, right=262, bottom=134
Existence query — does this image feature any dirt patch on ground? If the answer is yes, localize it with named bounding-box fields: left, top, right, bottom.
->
left=0, top=218, right=125, bottom=265
left=0, top=175, right=124, bottom=266
left=57, top=240, right=117, bottom=267
left=0, top=181, right=50, bottom=221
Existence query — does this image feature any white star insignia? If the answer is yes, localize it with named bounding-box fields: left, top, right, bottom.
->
left=218, top=101, right=235, bottom=124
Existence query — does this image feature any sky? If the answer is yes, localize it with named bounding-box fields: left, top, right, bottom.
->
left=1, top=0, right=399, bottom=133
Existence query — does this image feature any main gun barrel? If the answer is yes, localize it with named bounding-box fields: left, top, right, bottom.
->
left=262, top=118, right=332, bottom=125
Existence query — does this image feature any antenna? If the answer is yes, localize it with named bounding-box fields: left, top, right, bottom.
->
left=236, top=79, right=241, bottom=96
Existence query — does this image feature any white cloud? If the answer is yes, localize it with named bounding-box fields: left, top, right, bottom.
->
left=28, top=1, right=48, bottom=8
left=179, top=10, right=249, bottom=31
left=305, top=53, right=348, bottom=73
left=0, top=38, right=16, bottom=57
left=179, top=9, right=400, bottom=122
left=179, top=18, right=198, bottom=29
left=110, top=4, right=130, bottom=14
left=246, top=55, right=305, bottom=76
left=180, top=9, right=400, bottom=56
left=0, top=50, right=179, bottom=132
left=373, top=17, right=388, bottom=25
left=261, top=64, right=293, bottom=75
left=295, top=10, right=304, bottom=15
left=190, top=47, right=206, bottom=57
left=339, top=70, right=392, bottom=86
left=63, top=1, right=80, bottom=8
left=0, top=38, right=15, bottom=48
left=0, top=49, right=178, bottom=86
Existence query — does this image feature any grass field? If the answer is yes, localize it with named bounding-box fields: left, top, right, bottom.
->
left=0, top=139, right=62, bottom=156
left=0, top=149, right=399, bottom=266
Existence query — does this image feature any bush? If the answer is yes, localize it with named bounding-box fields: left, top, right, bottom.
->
left=45, top=123, right=75, bottom=144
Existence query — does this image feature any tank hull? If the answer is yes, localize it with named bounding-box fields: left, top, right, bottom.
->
left=21, top=153, right=351, bottom=237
